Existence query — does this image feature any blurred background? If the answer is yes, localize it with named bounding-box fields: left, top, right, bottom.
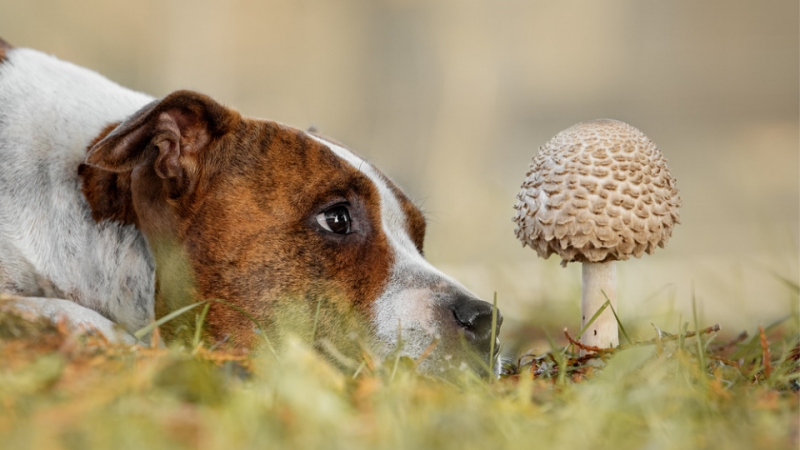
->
left=2, top=0, right=797, bottom=353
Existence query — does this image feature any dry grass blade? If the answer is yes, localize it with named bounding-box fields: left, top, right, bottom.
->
left=414, top=336, right=440, bottom=367
left=489, top=292, right=498, bottom=369
left=1, top=304, right=798, bottom=449
left=616, top=324, right=721, bottom=350
left=759, top=326, right=772, bottom=379
left=151, top=325, right=161, bottom=349
left=319, top=339, right=358, bottom=370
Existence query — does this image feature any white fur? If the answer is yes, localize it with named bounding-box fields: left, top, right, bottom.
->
left=0, top=48, right=156, bottom=337
left=3, top=296, right=137, bottom=344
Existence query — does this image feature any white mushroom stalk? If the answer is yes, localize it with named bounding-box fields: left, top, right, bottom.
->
left=513, top=119, right=681, bottom=354
left=581, top=261, right=617, bottom=349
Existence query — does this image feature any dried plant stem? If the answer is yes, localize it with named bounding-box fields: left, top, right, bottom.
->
left=710, top=331, right=748, bottom=352
left=709, top=355, right=740, bottom=368
left=565, top=329, right=614, bottom=354
left=616, top=324, right=721, bottom=350
left=759, top=326, right=772, bottom=379
left=564, top=323, right=722, bottom=356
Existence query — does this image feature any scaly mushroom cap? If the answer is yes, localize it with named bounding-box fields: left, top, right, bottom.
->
left=513, top=119, right=681, bottom=264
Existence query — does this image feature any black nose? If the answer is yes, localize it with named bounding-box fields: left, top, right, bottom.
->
left=450, top=295, right=503, bottom=346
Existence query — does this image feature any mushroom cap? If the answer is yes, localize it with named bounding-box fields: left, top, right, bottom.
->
left=513, top=119, right=681, bottom=264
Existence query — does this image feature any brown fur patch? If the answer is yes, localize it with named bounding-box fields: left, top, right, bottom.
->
left=0, top=37, right=13, bottom=63
left=178, top=122, right=394, bottom=347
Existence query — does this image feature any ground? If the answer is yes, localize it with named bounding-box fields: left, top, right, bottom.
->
left=0, top=292, right=797, bottom=450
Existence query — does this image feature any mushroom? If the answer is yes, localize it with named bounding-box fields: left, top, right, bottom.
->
left=513, top=119, right=681, bottom=352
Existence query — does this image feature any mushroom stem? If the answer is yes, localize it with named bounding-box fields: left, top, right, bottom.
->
left=581, top=261, right=618, bottom=355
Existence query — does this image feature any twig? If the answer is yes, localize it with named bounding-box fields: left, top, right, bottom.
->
left=564, top=329, right=614, bottom=354
left=710, top=331, right=748, bottom=352
left=759, top=326, right=771, bottom=379
left=789, top=346, right=800, bottom=362
left=616, top=324, right=721, bottom=350
left=564, top=324, right=721, bottom=358
left=708, top=355, right=740, bottom=368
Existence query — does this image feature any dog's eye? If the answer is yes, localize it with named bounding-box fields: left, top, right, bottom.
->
left=316, top=205, right=351, bottom=234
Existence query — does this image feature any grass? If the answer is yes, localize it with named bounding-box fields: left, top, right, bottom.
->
left=0, top=298, right=798, bottom=450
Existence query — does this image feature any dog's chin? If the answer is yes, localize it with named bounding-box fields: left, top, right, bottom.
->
left=414, top=349, right=499, bottom=380
left=375, top=330, right=500, bottom=380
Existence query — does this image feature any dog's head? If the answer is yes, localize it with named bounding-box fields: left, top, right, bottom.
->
left=83, top=90, right=502, bottom=375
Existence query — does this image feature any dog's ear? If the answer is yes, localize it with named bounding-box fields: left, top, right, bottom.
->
left=86, top=90, right=239, bottom=181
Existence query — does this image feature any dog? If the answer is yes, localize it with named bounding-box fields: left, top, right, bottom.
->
left=0, top=38, right=502, bottom=375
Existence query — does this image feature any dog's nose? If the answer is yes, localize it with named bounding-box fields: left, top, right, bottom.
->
left=450, top=295, right=503, bottom=348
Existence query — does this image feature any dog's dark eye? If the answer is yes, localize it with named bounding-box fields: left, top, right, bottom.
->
left=316, top=205, right=351, bottom=234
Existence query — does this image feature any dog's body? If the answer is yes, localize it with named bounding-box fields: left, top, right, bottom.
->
left=0, top=43, right=155, bottom=337
left=0, top=40, right=501, bottom=375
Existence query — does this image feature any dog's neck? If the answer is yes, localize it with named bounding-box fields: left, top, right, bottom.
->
left=80, top=124, right=203, bottom=342
left=80, top=164, right=203, bottom=342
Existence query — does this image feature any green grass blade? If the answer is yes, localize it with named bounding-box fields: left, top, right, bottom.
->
left=193, top=302, right=211, bottom=349
left=311, top=296, right=323, bottom=342
left=680, top=322, right=689, bottom=350
left=489, top=292, right=498, bottom=371
left=390, top=352, right=401, bottom=382
left=352, top=361, right=366, bottom=380
left=207, top=298, right=278, bottom=358
left=543, top=328, right=566, bottom=385
left=576, top=299, right=610, bottom=340
left=134, top=300, right=208, bottom=341
left=766, top=344, right=794, bottom=386
left=602, top=290, right=631, bottom=345
left=458, top=329, right=495, bottom=379
left=780, top=371, right=800, bottom=381
left=769, top=270, right=800, bottom=295
left=692, top=295, right=706, bottom=374
left=764, top=315, right=793, bottom=333
left=390, top=319, right=404, bottom=382
left=731, top=315, right=792, bottom=361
